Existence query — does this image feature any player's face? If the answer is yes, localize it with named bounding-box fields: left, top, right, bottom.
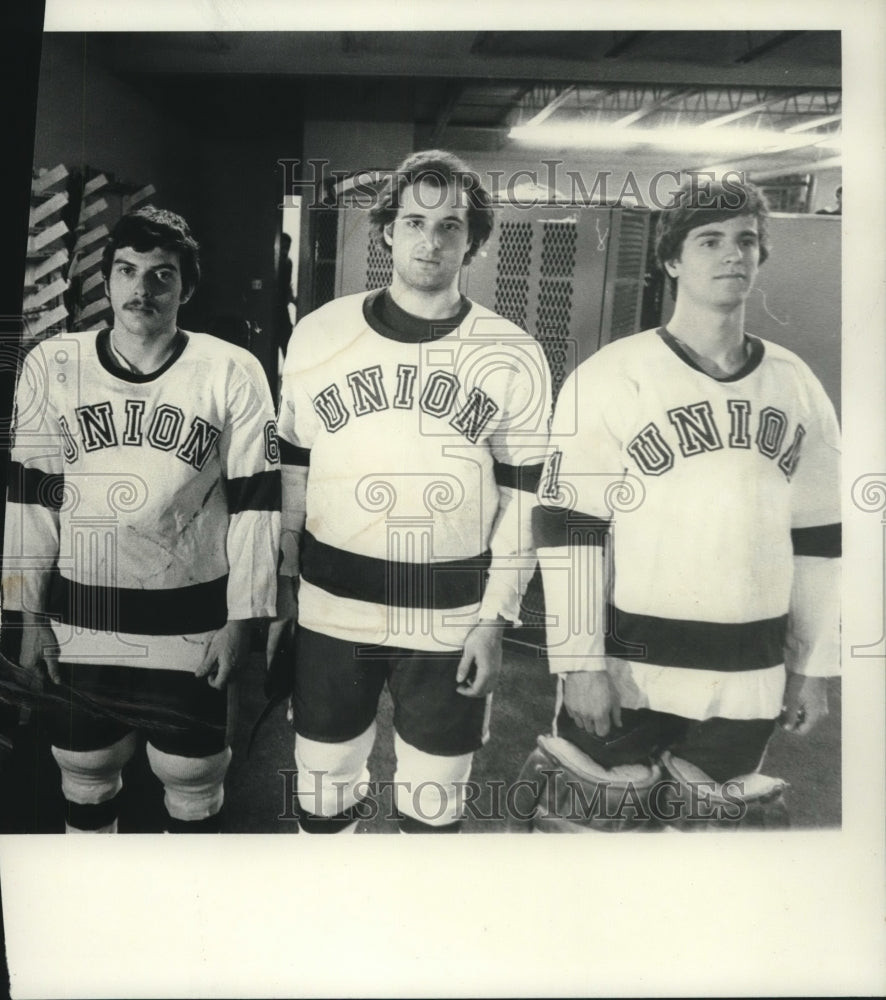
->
left=106, top=246, right=190, bottom=340
left=384, top=178, right=472, bottom=295
left=668, top=214, right=761, bottom=310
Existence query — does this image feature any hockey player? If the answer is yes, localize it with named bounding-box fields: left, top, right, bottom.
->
left=3, top=206, right=280, bottom=832
left=531, top=178, right=840, bottom=830
left=272, top=150, right=550, bottom=832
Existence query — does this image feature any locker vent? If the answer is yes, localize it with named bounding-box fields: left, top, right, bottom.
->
left=536, top=221, right=577, bottom=401
left=365, top=234, right=393, bottom=290
left=609, top=210, right=648, bottom=340
left=493, top=220, right=532, bottom=331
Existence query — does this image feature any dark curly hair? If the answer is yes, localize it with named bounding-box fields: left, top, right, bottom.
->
left=368, top=150, right=494, bottom=263
left=101, top=205, right=201, bottom=296
left=656, top=178, right=770, bottom=298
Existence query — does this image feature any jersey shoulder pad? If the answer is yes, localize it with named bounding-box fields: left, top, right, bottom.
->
left=287, top=292, right=369, bottom=365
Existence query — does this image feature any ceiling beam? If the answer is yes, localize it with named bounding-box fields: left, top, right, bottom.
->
left=470, top=32, right=495, bottom=55
left=691, top=135, right=840, bottom=174
left=786, top=113, right=842, bottom=133
left=603, top=32, right=650, bottom=59
left=207, top=33, right=233, bottom=55
left=102, top=38, right=841, bottom=89
left=735, top=31, right=805, bottom=65
left=698, top=88, right=809, bottom=128
left=523, top=86, right=577, bottom=127
left=429, top=84, right=464, bottom=146
left=749, top=154, right=842, bottom=179
left=611, top=86, right=697, bottom=127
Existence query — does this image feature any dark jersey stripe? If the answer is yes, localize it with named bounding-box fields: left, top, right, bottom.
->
left=52, top=574, right=228, bottom=635
left=494, top=460, right=545, bottom=494
left=791, top=523, right=841, bottom=558
left=7, top=461, right=64, bottom=511
left=225, top=469, right=281, bottom=514
left=605, top=604, right=788, bottom=672
left=301, top=531, right=491, bottom=609
left=532, top=504, right=611, bottom=549
left=280, top=438, right=311, bottom=467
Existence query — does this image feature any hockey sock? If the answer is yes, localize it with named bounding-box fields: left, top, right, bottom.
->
left=298, top=803, right=363, bottom=833
left=165, top=807, right=225, bottom=833
left=396, top=812, right=462, bottom=834
left=65, top=792, right=122, bottom=834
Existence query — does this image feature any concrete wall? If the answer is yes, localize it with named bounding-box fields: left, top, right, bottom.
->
left=33, top=35, right=196, bottom=201
left=33, top=35, right=203, bottom=329
left=32, top=34, right=299, bottom=380
left=301, top=119, right=414, bottom=177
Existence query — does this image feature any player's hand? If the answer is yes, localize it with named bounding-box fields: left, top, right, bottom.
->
left=780, top=673, right=828, bottom=735
left=196, top=619, right=251, bottom=689
left=19, top=614, right=60, bottom=685
left=456, top=618, right=506, bottom=697
left=266, top=574, right=298, bottom=667
left=562, top=670, right=622, bottom=738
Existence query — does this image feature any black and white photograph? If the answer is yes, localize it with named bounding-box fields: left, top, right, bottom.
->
left=0, top=1, right=883, bottom=996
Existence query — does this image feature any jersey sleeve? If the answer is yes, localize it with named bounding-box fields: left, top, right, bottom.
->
left=478, top=336, right=552, bottom=624
left=276, top=320, right=321, bottom=578
left=785, top=374, right=841, bottom=677
left=533, top=359, right=631, bottom=672
left=220, top=352, right=281, bottom=620
left=2, top=341, right=63, bottom=616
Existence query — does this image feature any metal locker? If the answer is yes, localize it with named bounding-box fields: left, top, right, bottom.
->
left=334, top=201, right=652, bottom=398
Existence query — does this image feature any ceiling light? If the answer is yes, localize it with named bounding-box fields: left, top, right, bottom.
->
left=508, top=123, right=839, bottom=154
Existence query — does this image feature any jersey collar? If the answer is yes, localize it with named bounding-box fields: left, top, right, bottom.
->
left=363, top=288, right=472, bottom=343
left=657, top=326, right=764, bottom=382
left=96, top=328, right=189, bottom=382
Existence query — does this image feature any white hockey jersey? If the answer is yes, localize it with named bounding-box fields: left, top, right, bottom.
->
left=535, top=328, right=841, bottom=720
left=278, top=289, right=551, bottom=652
left=3, top=329, right=280, bottom=672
